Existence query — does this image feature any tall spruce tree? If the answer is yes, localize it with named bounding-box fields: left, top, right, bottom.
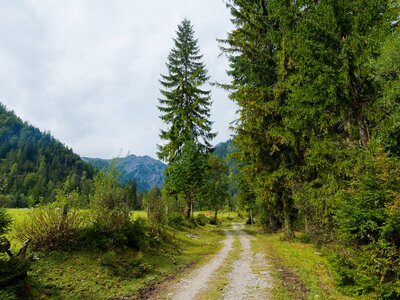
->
left=221, top=0, right=298, bottom=239
left=158, top=19, right=215, bottom=217
left=157, top=19, right=216, bottom=164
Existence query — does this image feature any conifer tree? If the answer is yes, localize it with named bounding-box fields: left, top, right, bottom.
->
left=157, top=19, right=216, bottom=164
left=221, top=0, right=298, bottom=239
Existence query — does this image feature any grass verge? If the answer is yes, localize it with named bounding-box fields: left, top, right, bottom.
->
left=26, top=225, right=225, bottom=299
left=245, top=226, right=356, bottom=300
left=5, top=208, right=227, bottom=299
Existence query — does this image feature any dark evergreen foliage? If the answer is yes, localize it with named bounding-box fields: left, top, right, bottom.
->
left=0, top=209, right=30, bottom=298
left=158, top=19, right=216, bottom=217
left=157, top=19, right=216, bottom=163
left=222, top=0, right=400, bottom=296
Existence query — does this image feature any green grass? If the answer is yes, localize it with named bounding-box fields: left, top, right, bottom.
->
left=4, top=209, right=362, bottom=299
left=27, top=225, right=225, bottom=299
left=245, top=226, right=356, bottom=300
left=5, top=208, right=227, bottom=299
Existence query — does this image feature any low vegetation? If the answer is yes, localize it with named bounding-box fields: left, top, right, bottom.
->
left=246, top=226, right=354, bottom=300
left=4, top=207, right=228, bottom=298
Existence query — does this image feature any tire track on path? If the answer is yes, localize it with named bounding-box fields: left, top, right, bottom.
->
left=167, top=229, right=234, bottom=300
left=223, top=224, right=271, bottom=300
left=150, top=224, right=271, bottom=300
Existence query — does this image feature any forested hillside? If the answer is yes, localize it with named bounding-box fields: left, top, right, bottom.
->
left=0, top=103, right=95, bottom=207
left=223, top=1, right=400, bottom=297
left=82, top=155, right=166, bottom=192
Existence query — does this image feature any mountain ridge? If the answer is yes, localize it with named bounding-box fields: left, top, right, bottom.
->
left=82, top=155, right=167, bottom=192
left=0, top=103, right=95, bottom=207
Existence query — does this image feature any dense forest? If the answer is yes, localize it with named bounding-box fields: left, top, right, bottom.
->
left=223, top=0, right=400, bottom=297
left=0, top=103, right=95, bottom=207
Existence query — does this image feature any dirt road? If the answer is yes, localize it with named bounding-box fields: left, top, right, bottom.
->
left=149, top=223, right=271, bottom=300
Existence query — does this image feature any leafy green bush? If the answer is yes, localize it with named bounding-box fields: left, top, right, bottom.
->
left=196, top=213, right=210, bottom=226
left=82, top=217, right=150, bottom=250
left=167, top=212, right=187, bottom=227
left=144, top=187, right=166, bottom=230
left=124, top=217, right=149, bottom=250
left=90, top=163, right=131, bottom=233
left=0, top=257, right=30, bottom=289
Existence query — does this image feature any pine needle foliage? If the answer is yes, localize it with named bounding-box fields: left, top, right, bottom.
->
left=157, top=19, right=216, bottom=164
left=222, top=0, right=400, bottom=296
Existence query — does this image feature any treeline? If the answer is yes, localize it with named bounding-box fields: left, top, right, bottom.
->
left=0, top=103, right=95, bottom=207
left=223, top=0, right=399, bottom=298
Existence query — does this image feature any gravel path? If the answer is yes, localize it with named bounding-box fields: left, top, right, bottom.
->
left=152, top=224, right=271, bottom=300
left=169, top=229, right=234, bottom=300
left=223, top=224, right=271, bottom=299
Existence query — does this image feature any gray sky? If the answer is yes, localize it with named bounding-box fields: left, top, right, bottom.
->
left=0, top=0, right=237, bottom=159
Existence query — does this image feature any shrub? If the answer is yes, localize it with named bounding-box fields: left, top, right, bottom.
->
left=196, top=213, right=210, bottom=226
left=124, top=217, right=149, bottom=250
left=82, top=217, right=150, bottom=250
left=90, top=163, right=131, bottom=233
left=15, top=206, right=83, bottom=250
left=144, top=187, right=166, bottom=230
left=168, top=212, right=187, bottom=227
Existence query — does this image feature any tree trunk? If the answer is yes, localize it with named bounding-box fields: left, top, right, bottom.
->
left=283, top=196, right=295, bottom=240
left=186, top=201, right=191, bottom=218
left=214, top=208, right=218, bottom=223
left=357, top=110, right=368, bottom=147
left=304, top=213, right=310, bottom=234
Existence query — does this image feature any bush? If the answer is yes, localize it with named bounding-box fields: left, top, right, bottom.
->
left=82, top=217, right=150, bottom=250
left=123, top=217, right=150, bottom=250
left=144, top=188, right=166, bottom=229
left=209, top=217, right=219, bottom=225
left=196, top=213, right=210, bottom=226
left=90, top=163, right=131, bottom=234
left=330, top=149, right=400, bottom=298
left=15, top=206, right=83, bottom=250
left=168, top=212, right=187, bottom=227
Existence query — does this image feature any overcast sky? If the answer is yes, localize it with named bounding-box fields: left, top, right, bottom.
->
left=0, top=0, right=237, bottom=159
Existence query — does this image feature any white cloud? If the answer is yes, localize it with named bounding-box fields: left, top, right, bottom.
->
left=0, top=0, right=236, bottom=159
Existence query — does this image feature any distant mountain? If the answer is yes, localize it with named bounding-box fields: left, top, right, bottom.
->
left=212, top=139, right=235, bottom=159
left=0, top=103, right=95, bottom=207
left=212, top=139, right=238, bottom=170
left=82, top=155, right=166, bottom=192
